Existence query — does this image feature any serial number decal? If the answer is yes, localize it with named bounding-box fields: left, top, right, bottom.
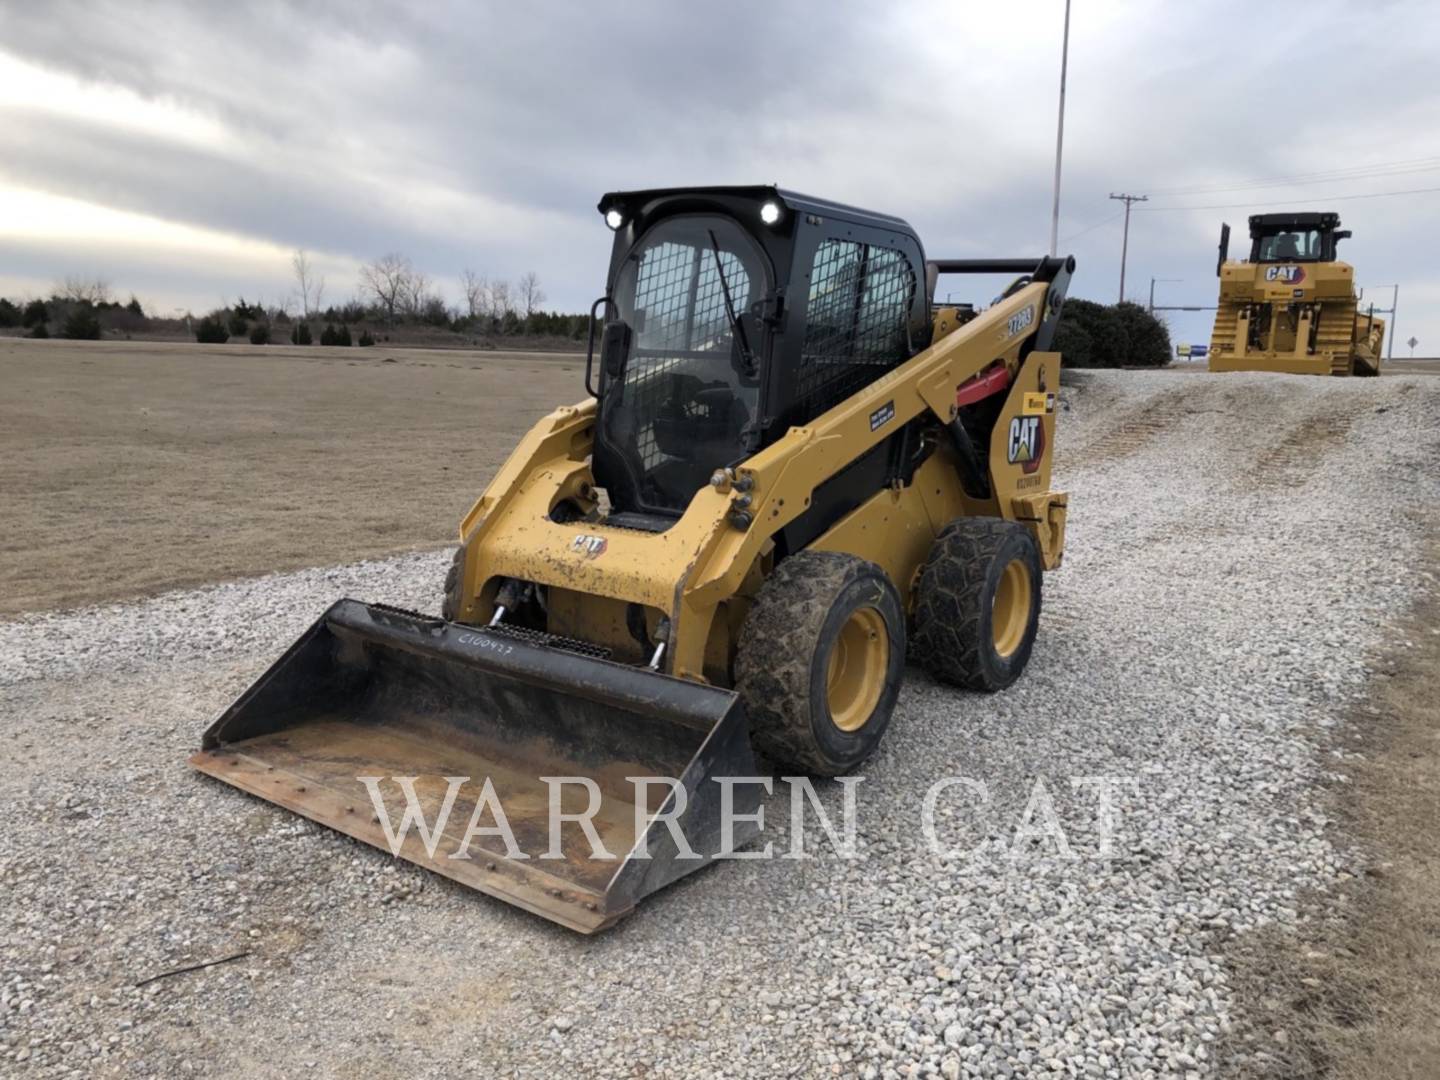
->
left=457, top=632, right=515, bottom=656
left=1003, top=305, right=1036, bottom=339
left=869, top=400, right=896, bottom=432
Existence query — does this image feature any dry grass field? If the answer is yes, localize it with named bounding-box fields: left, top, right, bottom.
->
left=0, top=338, right=585, bottom=615
left=2, top=345, right=1438, bottom=1076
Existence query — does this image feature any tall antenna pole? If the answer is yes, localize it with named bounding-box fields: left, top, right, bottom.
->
left=1109, top=192, right=1148, bottom=302
left=1048, top=0, right=1072, bottom=256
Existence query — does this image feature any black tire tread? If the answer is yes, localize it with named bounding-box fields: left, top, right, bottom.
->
left=912, top=517, right=1040, bottom=691
left=441, top=546, right=464, bottom=622
left=735, top=550, right=896, bottom=775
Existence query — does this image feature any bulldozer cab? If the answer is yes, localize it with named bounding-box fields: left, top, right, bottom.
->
left=589, top=186, right=931, bottom=518
left=1247, top=211, right=1347, bottom=263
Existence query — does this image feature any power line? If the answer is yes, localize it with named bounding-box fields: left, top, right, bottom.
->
left=1060, top=210, right=1123, bottom=244
left=1145, top=154, right=1440, bottom=196
left=1148, top=162, right=1440, bottom=197
left=1137, top=184, right=1440, bottom=212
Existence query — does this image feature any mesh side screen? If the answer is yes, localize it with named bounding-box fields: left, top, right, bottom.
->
left=623, top=242, right=750, bottom=479
left=797, top=240, right=915, bottom=420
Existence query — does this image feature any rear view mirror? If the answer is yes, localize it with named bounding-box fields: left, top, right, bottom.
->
left=602, top=320, right=633, bottom=380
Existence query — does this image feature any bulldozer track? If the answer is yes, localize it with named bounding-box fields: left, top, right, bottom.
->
left=1064, top=387, right=1195, bottom=468
left=1247, top=396, right=1369, bottom=491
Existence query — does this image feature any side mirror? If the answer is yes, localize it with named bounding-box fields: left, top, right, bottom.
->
left=602, top=320, right=633, bottom=381
left=1216, top=222, right=1230, bottom=277
left=1334, top=229, right=1352, bottom=242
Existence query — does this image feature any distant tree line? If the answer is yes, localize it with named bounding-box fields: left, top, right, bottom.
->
left=3, top=266, right=1177, bottom=368
left=1052, top=300, right=1172, bottom=368
left=1, top=257, right=592, bottom=349
left=0, top=276, right=147, bottom=341
left=183, top=251, right=592, bottom=346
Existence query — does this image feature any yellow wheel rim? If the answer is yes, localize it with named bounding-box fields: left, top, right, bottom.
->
left=991, top=559, right=1032, bottom=659
left=826, top=608, right=889, bottom=733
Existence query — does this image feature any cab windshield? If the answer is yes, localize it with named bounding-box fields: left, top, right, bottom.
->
left=597, top=215, right=769, bottom=515
left=1255, top=228, right=1323, bottom=262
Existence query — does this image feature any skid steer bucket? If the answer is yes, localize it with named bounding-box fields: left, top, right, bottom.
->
left=190, top=599, right=761, bottom=933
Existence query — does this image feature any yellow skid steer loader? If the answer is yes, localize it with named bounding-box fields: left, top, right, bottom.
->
left=192, top=187, right=1074, bottom=932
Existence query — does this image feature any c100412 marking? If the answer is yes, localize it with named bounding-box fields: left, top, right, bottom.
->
left=457, top=632, right=514, bottom=655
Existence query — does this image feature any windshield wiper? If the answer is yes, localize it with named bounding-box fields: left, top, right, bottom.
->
left=707, top=229, right=758, bottom=377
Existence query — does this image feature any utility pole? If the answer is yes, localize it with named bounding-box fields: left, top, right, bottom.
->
left=1048, top=0, right=1072, bottom=256
left=1361, top=283, right=1400, bottom=360
left=1109, top=192, right=1148, bottom=302
left=1389, top=284, right=1398, bottom=361
left=1148, top=277, right=1181, bottom=314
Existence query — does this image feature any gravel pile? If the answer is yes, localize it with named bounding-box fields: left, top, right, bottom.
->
left=3, top=369, right=1438, bottom=1078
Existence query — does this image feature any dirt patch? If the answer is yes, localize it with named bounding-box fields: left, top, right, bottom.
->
left=1217, top=545, right=1440, bottom=1078
left=0, top=338, right=585, bottom=615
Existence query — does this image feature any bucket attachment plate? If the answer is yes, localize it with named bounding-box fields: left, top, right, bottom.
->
left=191, top=599, right=760, bottom=933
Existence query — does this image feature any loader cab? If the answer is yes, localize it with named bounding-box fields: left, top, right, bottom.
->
left=590, top=186, right=930, bottom=519
left=1248, top=211, right=1345, bottom=264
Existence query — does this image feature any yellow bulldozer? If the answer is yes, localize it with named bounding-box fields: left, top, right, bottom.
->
left=1209, top=211, right=1384, bottom=376
left=191, top=187, right=1074, bottom=932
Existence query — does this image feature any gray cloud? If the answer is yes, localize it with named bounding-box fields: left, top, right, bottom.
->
left=2, top=0, right=1439, bottom=349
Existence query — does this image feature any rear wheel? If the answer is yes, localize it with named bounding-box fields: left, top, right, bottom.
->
left=912, top=518, right=1042, bottom=692
left=735, top=551, right=905, bottom=776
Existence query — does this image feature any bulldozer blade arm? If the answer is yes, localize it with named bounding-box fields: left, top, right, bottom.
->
left=190, top=599, right=761, bottom=933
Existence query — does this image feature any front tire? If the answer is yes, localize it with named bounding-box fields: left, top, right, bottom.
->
left=441, top=546, right=464, bottom=622
left=735, top=551, right=905, bottom=776
left=912, top=518, right=1042, bottom=692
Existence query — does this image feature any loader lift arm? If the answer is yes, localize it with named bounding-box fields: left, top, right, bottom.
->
left=681, top=255, right=1073, bottom=612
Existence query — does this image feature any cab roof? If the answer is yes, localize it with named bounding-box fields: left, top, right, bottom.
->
left=1249, top=211, right=1340, bottom=234
left=597, top=185, right=916, bottom=236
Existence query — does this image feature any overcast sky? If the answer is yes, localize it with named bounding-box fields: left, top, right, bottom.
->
left=3, top=0, right=1438, bottom=353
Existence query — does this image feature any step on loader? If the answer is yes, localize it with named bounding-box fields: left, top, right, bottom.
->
left=192, top=187, right=1074, bottom=931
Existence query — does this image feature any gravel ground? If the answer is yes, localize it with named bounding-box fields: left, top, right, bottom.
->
left=3, top=369, right=1438, bottom=1078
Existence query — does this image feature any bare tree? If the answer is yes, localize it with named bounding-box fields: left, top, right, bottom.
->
left=487, top=279, right=513, bottom=319
left=58, top=274, right=112, bottom=304
left=291, top=250, right=325, bottom=317
left=518, top=271, right=546, bottom=316
left=460, top=268, right=487, bottom=319
left=401, top=269, right=433, bottom=318
left=358, top=253, right=413, bottom=323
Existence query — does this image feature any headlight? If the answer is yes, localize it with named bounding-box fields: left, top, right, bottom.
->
left=759, top=201, right=782, bottom=226
left=605, top=208, right=625, bottom=230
